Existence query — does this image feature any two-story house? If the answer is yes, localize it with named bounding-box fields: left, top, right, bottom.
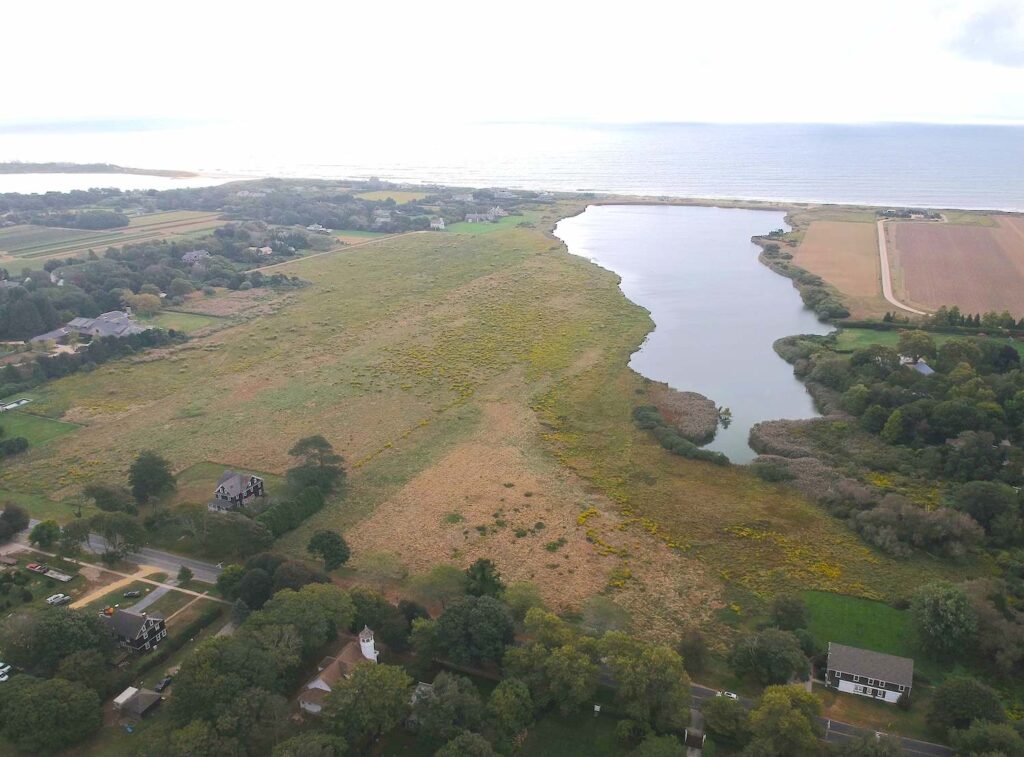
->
left=825, top=642, right=914, bottom=704
left=102, top=609, right=167, bottom=653
left=209, top=470, right=266, bottom=512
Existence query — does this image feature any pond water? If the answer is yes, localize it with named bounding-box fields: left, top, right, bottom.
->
left=555, top=204, right=832, bottom=462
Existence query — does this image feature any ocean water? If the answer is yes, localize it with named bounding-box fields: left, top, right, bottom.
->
left=1, top=121, right=1021, bottom=209
left=556, top=204, right=831, bottom=463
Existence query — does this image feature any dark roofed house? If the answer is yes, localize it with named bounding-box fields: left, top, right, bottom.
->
left=825, top=642, right=913, bottom=704
left=102, top=609, right=167, bottom=653
left=209, top=470, right=265, bottom=512
left=182, top=249, right=211, bottom=265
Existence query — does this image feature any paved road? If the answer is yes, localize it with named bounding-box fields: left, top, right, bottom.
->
left=23, top=519, right=223, bottom=584
left=692, top=684, right=952, bottom=756
left=876, top=219, right=930, bottom=316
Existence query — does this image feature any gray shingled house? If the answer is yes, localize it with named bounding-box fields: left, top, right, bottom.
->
left=209, top=470, right=266, bottom=512
left=825, top=642, right=913, bottom=703
left=30, top=310, right=148, bottom=344
left=102, top=609, right=167, bottom=653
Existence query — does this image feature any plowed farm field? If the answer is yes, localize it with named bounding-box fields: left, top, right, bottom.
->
left=791, top=220, right=887, bottom=318
left=890, top=215, right=1024, bottom=316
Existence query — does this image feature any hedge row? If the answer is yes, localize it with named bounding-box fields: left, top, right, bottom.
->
left=255, top=487, right=326, bottom=537
left=632, top=406, right=729, bottom=466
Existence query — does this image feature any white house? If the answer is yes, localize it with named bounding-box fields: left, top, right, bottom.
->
left=298, top=627, right=378, bottom=714
left=429, top=218, right=445, bottom=230
left=825, top=642, right=913, bottom=704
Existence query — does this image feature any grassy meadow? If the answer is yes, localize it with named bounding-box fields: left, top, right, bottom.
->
left=835, top=327, right=1024, bottom=356
left=0, top=204, right=957, bottom=639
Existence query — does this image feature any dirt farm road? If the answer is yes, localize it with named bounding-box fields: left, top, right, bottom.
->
left=876, top=219, right=931, bottom=316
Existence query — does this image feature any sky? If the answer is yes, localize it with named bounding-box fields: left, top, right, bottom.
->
left=3, top=0, right=1024, bottom=127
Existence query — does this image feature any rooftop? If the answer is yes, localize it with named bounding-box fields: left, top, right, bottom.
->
left=827, top=642, right=914, bottom=688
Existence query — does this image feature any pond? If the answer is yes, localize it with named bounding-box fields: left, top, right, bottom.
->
left=555, top=204, right=832, bottom=462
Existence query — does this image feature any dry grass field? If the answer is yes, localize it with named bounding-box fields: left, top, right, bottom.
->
left=0, top=204, right=951, bottom=638
left=791, top=220, right=889, bottom=318
left=354, top=190, right=429, bottom=203
left=889, top=215, right=1024, bottom=315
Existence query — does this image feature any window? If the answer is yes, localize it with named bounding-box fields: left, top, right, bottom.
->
left=853, top=675, right=860, bottom=682
left=898, top=685, right=905, bottom=692
left=867, top=678, right=874, bottom=686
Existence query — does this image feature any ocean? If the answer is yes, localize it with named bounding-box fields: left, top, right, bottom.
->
left=1, top=121, right=1022, bottom=210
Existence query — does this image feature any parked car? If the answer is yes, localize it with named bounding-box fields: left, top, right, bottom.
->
left=0, top=672, right=8, bottom=683
left=155, top=676, right=173, bottom=692
left=123, top=590, right=142, bottom=598
left=45, top=593, right=71, bottom=606
left=26, top=563, right=49, bottom=574
left=717, top=691, right=739, bottom=700
left=0, top=662, right=11, bottom=676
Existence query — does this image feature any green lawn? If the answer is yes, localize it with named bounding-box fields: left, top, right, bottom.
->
left=139, top=310, right=222, bottom=333
left=331, top=228, right=389, bottom=239
left=835, top=327, right=1024, bottom=357
left=0, top=410, right=81, bottom=445
left=0, top=224, right=101, bottom=253
left=446, top=213, right=539, bottom=235
left=519, top=713, right=622, bottom=756
left=804, top=591, right=915, bottom=658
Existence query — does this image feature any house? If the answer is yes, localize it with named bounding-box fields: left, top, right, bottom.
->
left=30, top=310, right=148, bottom=344
left=825, top=642, right=913, bottom=704
left=465, top=213, right=495, bottom=223
left=453, top=193, right=475, bottom=202
left=489, top=206, right=508, bottom=218
left=298, top=627, right=378, bottom=714
left=306, top=224, right=330, bottom=234
left=899, top=355, right=936, bottom=376
left=406, top=682, right=435, bottom=729
left=181, top=249, right=211, bottom=265
left=258, top=246, right=274, bottom=256
left=208, top=470, right=265, bottom=512
left=113, top=686, right=163, bottom=718
left=429, top=218, right=445, bottom=230
left=102, top=609, right=167, bottom=653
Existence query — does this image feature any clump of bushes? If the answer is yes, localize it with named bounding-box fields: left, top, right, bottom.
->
left=255, top=487, right=326, bottom=537
left=632, top=406, right=729, bottom=466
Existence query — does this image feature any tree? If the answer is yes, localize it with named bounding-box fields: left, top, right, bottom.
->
left=308, top=529, right=350, bottom=570
left=0, top=608, right=113, bottom=675
left=217, top=564, right=246, bottom=599
left=911, top=582, right=977, bottom=657
left=412, top=672, right=484, bottom=743
left=701, top=695, right=750, bottom=746
left=487, top=678, right=533, bottom=741
left=272, top=732, right=347, bottom=756
left=166, top=720, right=237, bottom=756
left=600, top=633, right=691, bottom=732
left=168, top=278, right=196, bottom=298
left=82, top=483, right=136, bottom=513
left=677, top=627, right=707, bottom=674
left=287, top=435, right=346, bottom=494
left=927, top=677, right=1006, bottom=733
left=897, top=331, right=937, bottom=363
left=544, top=644, right=599, bottom=716
left=272, top=560, right=330, bottom=593
left=247, top=584, right=356, bottom=657
left=435, top=731, right=496, bottom=757
left=0, top=503, right=29, bottom=542
left=325, top=663, right=412, bottom=746
left=950, top=720, right=1024, bottom=757
left=125, top=292, right=162, bottom=315
left=435, top=596, right=514, bottom=666
left=28, top=519, right=60, bottom=549
left=829, top=733, right=903, bottom=756
left=729, top=629, right=810, bottom=685
left=768, top=595, right=808, bottom=631
left=951, top=480, right=1021, bottom=538
left=631, top=735, right=685, bottom=756
left=56, top=649, right=111, bottom=692
left=178, top=565, right=194, bottom=583
left=503, top=581, right=546, bottom=622
left=89, top=512, right=144, bottom=561
left=411, top=564, right=468, bottom=608
left=0, top=676, right=101, bottom=753
left=58, top=519, right=91, bottom=559
left=237, top=568, right=274, bottom=610
left=744, top=685, right=822, bottom=757
left=465, top=558, right=504, bottom=598
left=128, top=450, right=176, bottom=503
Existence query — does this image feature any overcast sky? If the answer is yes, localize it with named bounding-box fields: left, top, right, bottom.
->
left=4, top=0, right=1024, bottom=127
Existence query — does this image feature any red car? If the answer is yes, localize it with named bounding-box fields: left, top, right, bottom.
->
left=26, top=563, right=49, bottom=574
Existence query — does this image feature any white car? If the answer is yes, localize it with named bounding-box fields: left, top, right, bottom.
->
left=0, top=663, right=10, bottom=676
left=717, top=691, right=739, bottom=700
left=45, top=593, right=71, bottom=606
left=0, top=673, right=8, bottom=683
